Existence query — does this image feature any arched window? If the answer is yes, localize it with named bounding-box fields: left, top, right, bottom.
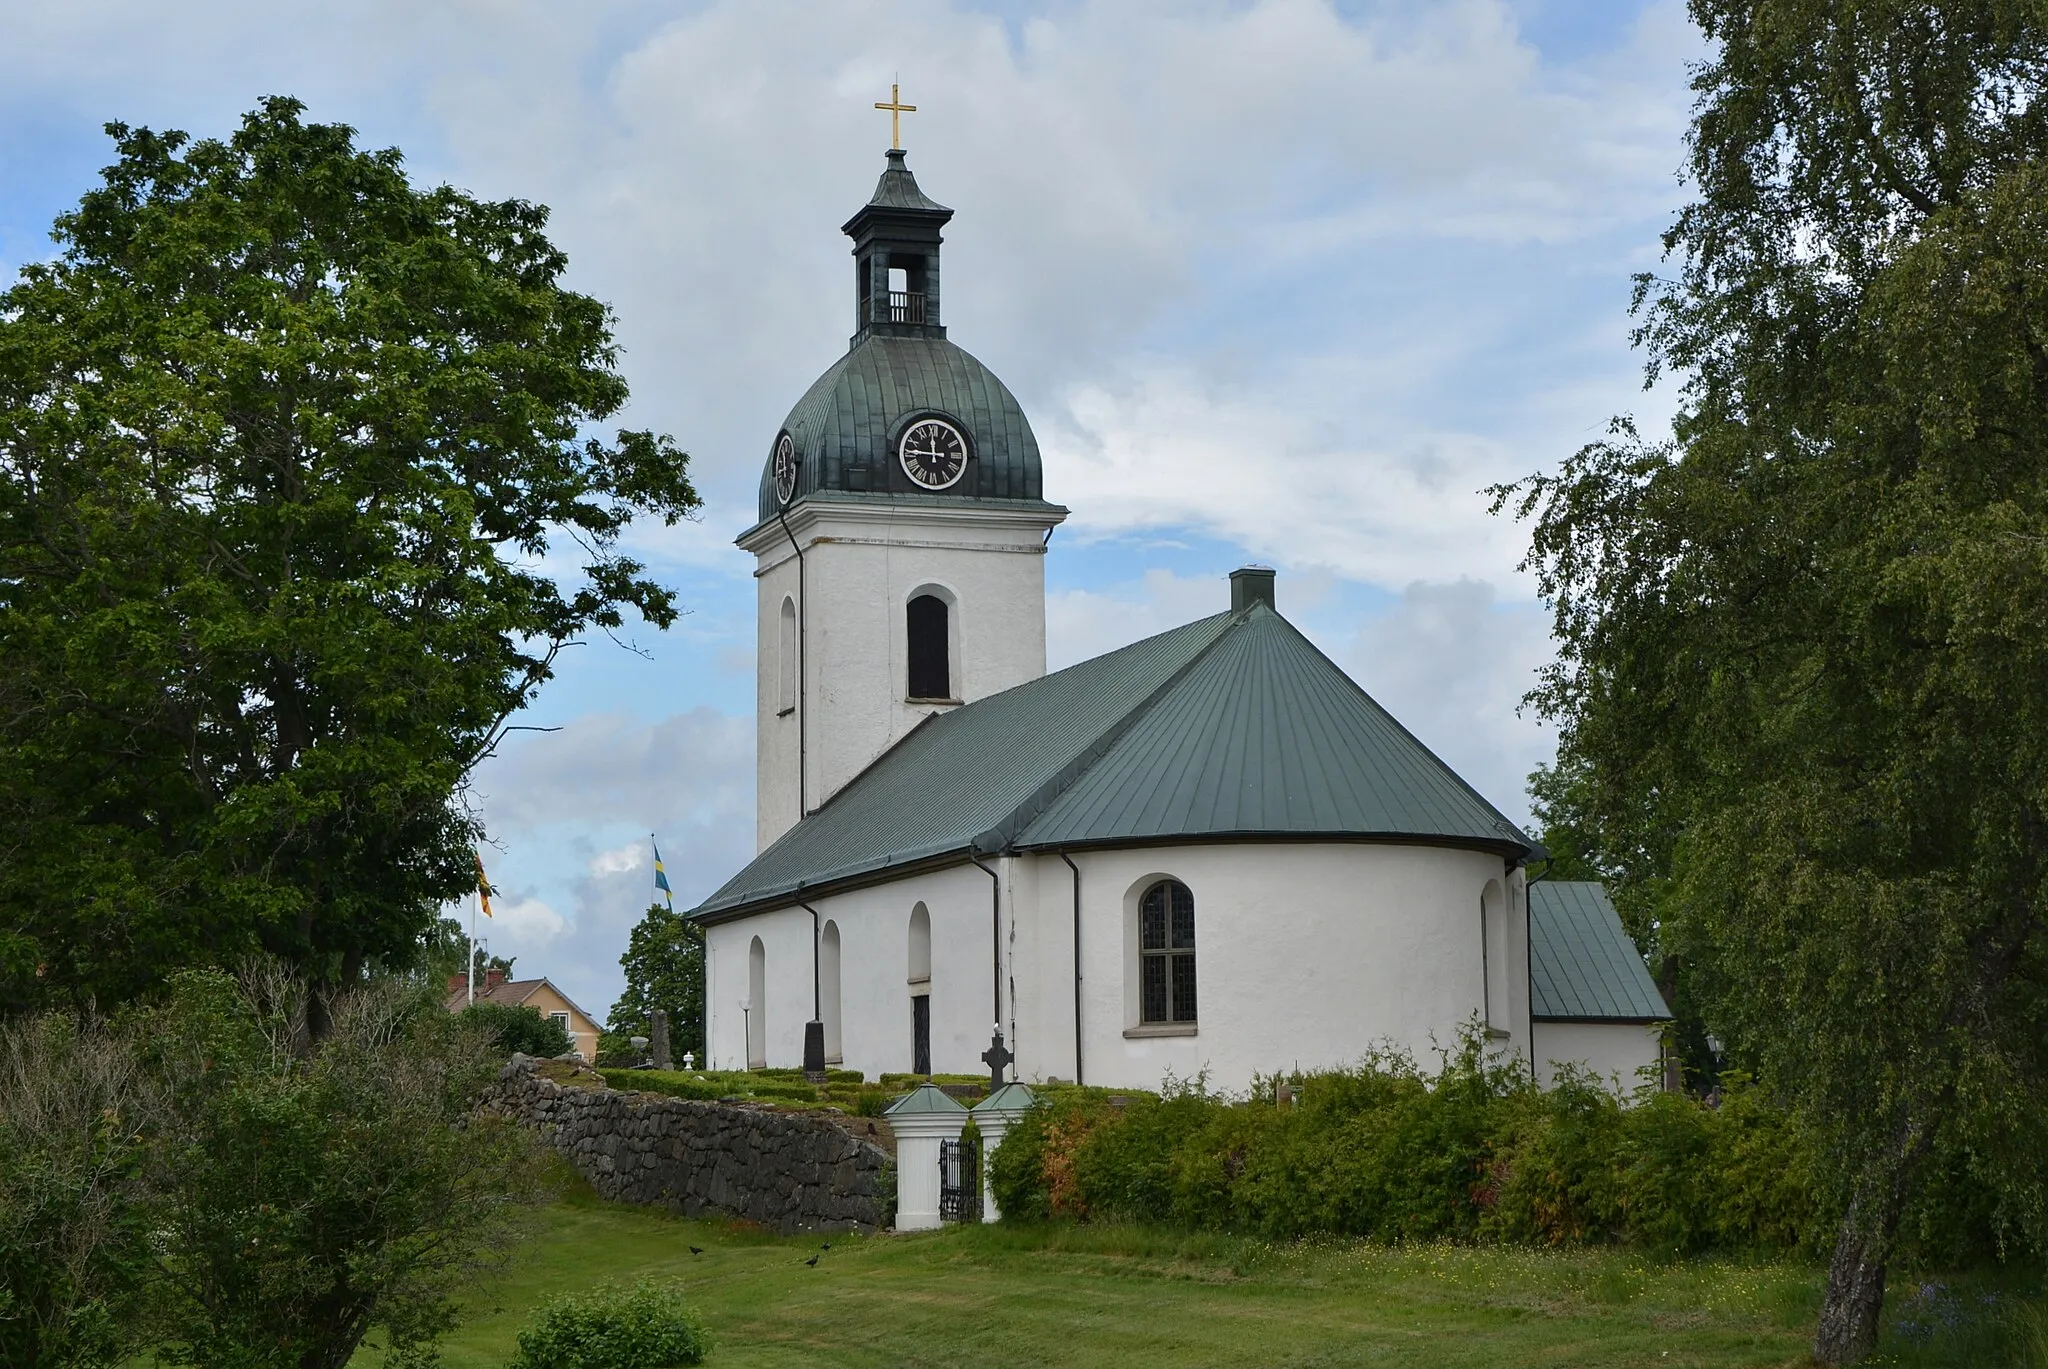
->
left=747, top=936, right=767, bottom=1070
left=908, top=903, right=932, bottom=1076
left=907, top=595, right=950, bottom=700
left=1139, top=880, right=1197, bottom=1024
left=1481, top=879, right=1507, bottom=1028
left=777, top=596, right=797, bottom=714
left=820, top=920, right=842, bottom=1064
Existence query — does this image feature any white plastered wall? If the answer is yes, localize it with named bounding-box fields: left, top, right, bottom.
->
left=706, top=842, right=1534, bottom=1091
left=741, top=500, right=1062, bottom=852
left=703, top=862, right=1003, bottom=1077
left=1013, top=842, right=1532, bottom=1095
left=1531, top=1021, right=1665, bottom=1095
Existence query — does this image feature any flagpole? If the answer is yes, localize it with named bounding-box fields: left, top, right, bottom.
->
left=468, top=880, right=478, bottom=1007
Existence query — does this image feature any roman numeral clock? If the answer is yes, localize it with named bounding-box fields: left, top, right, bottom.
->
left=897, top=416, right=968, bottom=490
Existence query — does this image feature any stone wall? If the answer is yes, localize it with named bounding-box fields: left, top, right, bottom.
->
left=485, top=1057, right=893, bottom=1233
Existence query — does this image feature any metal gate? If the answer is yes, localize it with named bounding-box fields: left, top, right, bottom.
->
left=938, top=1137, right=980, bottom=1223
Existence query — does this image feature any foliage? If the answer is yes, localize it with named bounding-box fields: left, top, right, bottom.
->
left=0, top=98, right=699, bottom=1019
left=0, top=1013, right=158, bottom=1368
left=137, top=964, right=545, bottom=1368
left=508, top=1280, right=709, bottom=1369
left=1490, top=4, right=2048, bottom=1360
left=985, top=1032, right=2019, bottom=1261
left=608, top=903, right=704, bottom=1062
left=462, top=1000, right=573, bottom=1058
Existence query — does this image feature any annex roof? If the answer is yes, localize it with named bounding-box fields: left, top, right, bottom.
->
left=691, top=602, right=1539, bottom=923
left=1528, top=882, right=1672, bottom=1022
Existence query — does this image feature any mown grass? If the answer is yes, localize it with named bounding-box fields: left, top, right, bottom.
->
left=355, top=1187, right=2046, bottom=1368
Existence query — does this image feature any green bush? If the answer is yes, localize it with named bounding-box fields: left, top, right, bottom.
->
left=461, top=1000, right=572, bottom=1058
left=509, top=1280, right=709, bottom=1368
left=989, top=1026, right=1863, bottom=1258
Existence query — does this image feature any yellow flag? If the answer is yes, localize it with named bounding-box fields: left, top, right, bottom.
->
left=475, top=851, right=494, bottom=918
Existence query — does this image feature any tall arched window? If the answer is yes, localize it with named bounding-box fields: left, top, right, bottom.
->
left=820, top=920, right=842, bottom=1064
left=1140, top=880, right=1197, bottom=1024
left=908, top=903, right=932, bottom=1075
left=907, top=595, right=950, bottom=700
left=747, top=936, right=767, bottom=1070
left=1481, top=879, right=1507, bottom=1028
left=777, top=596, right=797, bottom=714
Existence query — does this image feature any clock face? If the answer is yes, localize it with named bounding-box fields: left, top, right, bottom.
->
left=898, top=418, right=969, bottom=491
left=772, top=432, right=799, bottom=505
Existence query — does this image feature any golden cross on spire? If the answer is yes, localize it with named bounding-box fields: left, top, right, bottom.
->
left=874, top=82, right=917, bottom=151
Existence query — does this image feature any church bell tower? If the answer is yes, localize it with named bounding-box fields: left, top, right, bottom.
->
left=739, top=146, right=1067, bottom=852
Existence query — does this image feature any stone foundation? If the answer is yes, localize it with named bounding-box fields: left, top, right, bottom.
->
left=484, top=1056, right=892, bottom=1233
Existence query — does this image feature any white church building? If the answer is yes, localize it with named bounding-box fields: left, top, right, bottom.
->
left=689, top=149, right=1669, bottom=1095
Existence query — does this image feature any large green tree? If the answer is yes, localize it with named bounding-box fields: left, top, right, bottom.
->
left=0, top=99, right=698, bottom=1022
left=1497, top=4, right=2048, bottom=1361
left=610, top=902, right=705, bottom=1063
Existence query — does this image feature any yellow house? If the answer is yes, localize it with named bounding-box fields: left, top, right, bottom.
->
left=446, top=971, right=603, bottom=1062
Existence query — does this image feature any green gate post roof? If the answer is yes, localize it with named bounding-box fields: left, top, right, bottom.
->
left=691, top=601, right=1540, bottom=924
left=1528, top=881, right=1672, bottom=1022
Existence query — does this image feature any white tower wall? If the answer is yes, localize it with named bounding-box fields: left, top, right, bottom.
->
left=741, top=499, right=1062, bottom=852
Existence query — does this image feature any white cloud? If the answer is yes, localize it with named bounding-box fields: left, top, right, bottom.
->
left=488, top=893, right=569, bottom=944
left=587, top=843, right=645, bottom=878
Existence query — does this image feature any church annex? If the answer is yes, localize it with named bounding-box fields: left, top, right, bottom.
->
left=688, top=148, right=1668, bottom=1093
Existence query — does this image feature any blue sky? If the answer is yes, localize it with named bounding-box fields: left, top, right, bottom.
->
left=2, top=0, right=1701, bottom=1023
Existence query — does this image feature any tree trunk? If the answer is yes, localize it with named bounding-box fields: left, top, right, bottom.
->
left=1812, top=1178, right=1903, bottom=1364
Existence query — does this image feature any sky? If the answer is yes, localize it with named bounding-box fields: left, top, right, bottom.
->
left=1, top=0, right=1703, bottom=1024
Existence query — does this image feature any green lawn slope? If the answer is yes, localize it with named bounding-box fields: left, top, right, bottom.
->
left=357, top=1188, right=2045, bottom=1368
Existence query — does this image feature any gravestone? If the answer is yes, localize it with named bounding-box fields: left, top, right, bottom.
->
left=649, top=1009, right=672, bottom=1070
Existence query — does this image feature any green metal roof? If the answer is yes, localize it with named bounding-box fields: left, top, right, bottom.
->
left=693, top=613, right=1237, bottom=920
left=883, top=1082, right=968, bottom=1116
left=1528, top=882, right=1671, bottom=1022
left=972, top=1083, right=1038, bottom=1113
left=753, top=333, right=1052, bottom=525
left=1017, top=607, right=1536, bottom=850
left=691, top=604, right=1539, bottom=923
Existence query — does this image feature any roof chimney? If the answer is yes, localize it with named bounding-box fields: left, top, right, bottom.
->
left=484, top=968, right=508, bottom=991
left=446, top=974, right=466, bottom=995
left=1230, top=566, right=1276, bottom=614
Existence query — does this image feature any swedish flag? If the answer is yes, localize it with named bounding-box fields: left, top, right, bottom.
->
left=652, top=838, right=673, bottom=911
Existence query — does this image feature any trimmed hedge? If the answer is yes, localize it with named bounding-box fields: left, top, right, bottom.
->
left=988, top=1037, right=1827, bottom=1256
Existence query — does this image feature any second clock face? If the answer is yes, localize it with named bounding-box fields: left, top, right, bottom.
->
left=898, top=418, right=968, bottom=490
left=772, top=433, right=799, bottom=505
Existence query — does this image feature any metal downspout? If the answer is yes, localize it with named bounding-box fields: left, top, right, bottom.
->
left=970, top=855, right=1001, bottom=1028
left=1060, top=851, right=1083, bottom=1086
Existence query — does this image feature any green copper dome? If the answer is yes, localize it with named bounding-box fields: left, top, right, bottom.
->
left=753, top=150, right=1055, bottom=526
left=756, top=334, right=1048, bottom=523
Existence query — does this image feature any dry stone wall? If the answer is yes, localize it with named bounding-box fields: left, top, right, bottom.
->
left=485, top=1056, right=892, bottom=1233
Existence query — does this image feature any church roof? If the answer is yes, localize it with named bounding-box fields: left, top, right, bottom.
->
left=691, top=603, right=1540, bottom=923
left=1528, top=881, right=1671, bottom=1022
left=753, top=333, right=1053, bottom=526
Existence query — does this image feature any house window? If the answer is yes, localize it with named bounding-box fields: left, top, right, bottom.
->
left=907, top=595, right=950, bottom=699
left=747, top=936, right=767, bottom=1070
left=1139, top=880, right=1196, bottom=1024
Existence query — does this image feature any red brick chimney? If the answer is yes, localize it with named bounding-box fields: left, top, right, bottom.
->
left=446, top=974, right=466, bottom=995
left=484, top=968, right=508, bottom=991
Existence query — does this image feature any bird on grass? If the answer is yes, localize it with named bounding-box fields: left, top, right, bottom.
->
left=688, top=1246, right=704, bottom=1255
left=803, top=1254, right=820, bottom=1267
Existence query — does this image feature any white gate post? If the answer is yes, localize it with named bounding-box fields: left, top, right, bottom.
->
left=883, top=1083, right=967, bottom=1231
left=969, top=1082, right=1036, bottom=1222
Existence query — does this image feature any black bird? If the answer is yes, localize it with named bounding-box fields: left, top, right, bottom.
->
left=803, top=1255, right=820, bottom=1267
left=689, top=1246, right=704, bottom=1255
left=820, top=1243, right=831, bottom=1252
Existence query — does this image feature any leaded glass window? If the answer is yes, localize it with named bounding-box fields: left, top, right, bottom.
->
left=1139, top=880, right=1196, bottom=1024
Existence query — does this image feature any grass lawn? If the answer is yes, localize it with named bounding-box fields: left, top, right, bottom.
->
left=360, top=1190, right=2045, bottom=1369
